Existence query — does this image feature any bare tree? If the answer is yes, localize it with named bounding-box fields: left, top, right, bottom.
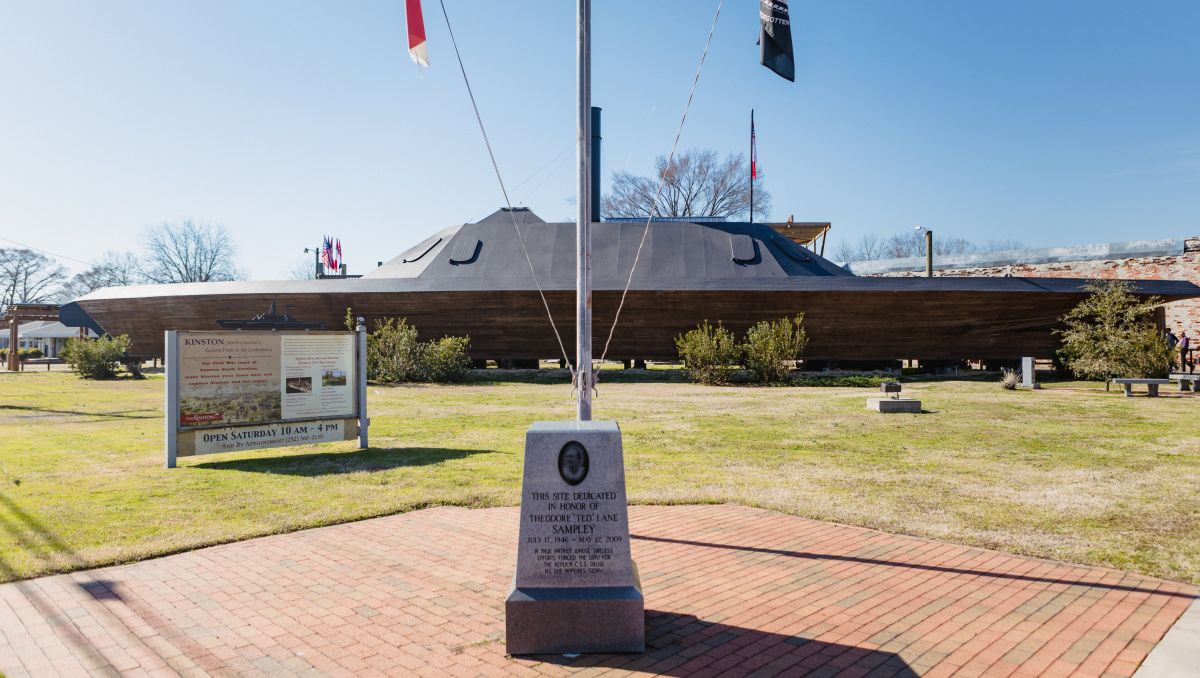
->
left=63, top=251, right=142, bottom=298
left=603, top=149, right=771, bottom=221
left=981, top=238, right=1025, bottom=253
left=836, top=230, right=1025, bottom=262
left=883, top=231, right=926, bottom=258
left=832, top=233, right=884, bottom=262
left=141, top=220, right=243, bottom=283
left=935, top=235, right=979, bottom=257
left=288, top=256, right=318, bottom=280
left=0, top=249, right=68, bottom=314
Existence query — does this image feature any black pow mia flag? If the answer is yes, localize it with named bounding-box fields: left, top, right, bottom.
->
left=760, top=0, right=795, bottom=82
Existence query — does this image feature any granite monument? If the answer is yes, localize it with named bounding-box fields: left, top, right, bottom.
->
left=505, top=420, right=645, bottom=655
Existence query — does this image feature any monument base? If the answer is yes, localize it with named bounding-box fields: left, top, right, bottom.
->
left=867, top=397, right=922, bottom=413
left=506, top=564, right=644, bottom=655
left=508, top=420, right=645, bottom=655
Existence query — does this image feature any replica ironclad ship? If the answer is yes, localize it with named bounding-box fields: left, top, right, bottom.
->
left=60, top=207, right=1200, bottom=363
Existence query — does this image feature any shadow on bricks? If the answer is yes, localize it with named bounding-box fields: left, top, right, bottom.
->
left=1, top=491, right=232, bottom=675
left=527, top=611, right=918, bottom=677
left=633, top=534, right=1193, bottom=598
left=192, top=445, right=502, bottom=476
left=0, top=493, right=121, bottom=672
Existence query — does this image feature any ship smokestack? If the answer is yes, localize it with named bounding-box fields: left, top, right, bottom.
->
left=591, top=106, right=601, bottom=222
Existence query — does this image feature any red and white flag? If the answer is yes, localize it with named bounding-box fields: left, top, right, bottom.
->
left=750, top=111, right=758, bottom=181
left=336, top=239, right=343, bottom=268
left=406, top=0, right=429, bottom=67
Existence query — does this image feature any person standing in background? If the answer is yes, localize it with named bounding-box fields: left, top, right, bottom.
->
left=1180, top=330, right=1192, bottom=373
left=1165, top=328, right=1179, bottom=371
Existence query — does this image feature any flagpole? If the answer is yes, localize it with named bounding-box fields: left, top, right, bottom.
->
left=576, top=0, right=593, bottom=422
left=749, top=109, right=754, bottom=224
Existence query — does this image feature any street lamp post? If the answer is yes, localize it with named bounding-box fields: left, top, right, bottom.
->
left=915, top=226, right=933, bottom=277
left=303, top=246, right=322, bottom=279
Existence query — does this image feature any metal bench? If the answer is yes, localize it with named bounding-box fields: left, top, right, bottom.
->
left=1170, top=373, right=1200, bottom=391
left=20, top=358, right=63, bottom=372
left=1112, top=378, right=1172, bottom=397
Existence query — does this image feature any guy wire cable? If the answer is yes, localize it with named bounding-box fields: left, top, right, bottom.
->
left=596, top=0, right=726, bottom=381
left=437, top=0, right=576, bottom=381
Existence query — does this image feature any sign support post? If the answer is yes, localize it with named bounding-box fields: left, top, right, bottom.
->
left=357, top=317, right=369, bottom=449
left=165, top=330, right=179, bottom=469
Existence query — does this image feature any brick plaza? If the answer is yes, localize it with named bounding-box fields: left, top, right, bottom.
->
left=0, top=504, right=1194, bottom=677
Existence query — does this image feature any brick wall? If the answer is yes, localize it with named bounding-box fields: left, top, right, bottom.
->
left=871, top=238, right=1200, bottom=332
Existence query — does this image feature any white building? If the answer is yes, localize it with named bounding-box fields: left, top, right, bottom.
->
left=0, top=321, right=97, bottom=358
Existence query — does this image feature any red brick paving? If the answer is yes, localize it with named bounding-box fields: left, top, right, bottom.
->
left=0, top=504, right=1194, bottom=677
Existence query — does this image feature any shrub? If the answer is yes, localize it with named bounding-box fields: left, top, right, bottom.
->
left=793, top=375, right=890, bottom=388
left=61, top=335, right=132, bottom=379
left=742, top=315, right=808, bottom=384
left=1057, top=280, right=1174, bottom=382
left=422, top=335, right=473, bottom=382
left=367, top=318, right=426, bottom=382
left=17, top=347, right=44, bottom=360
left=1000, top=368, right=1020, bottom=390
left=363, top=315, right=472, bottom=383
left=675, top=320, right=741, bottom=385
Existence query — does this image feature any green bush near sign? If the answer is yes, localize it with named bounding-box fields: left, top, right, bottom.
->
left=674, top=320, right=740, bottom=385
left=346, top=309, right=472, bottom=383
left=743, top=315, right=808, bottom=384
left=61, top=335, right=132, bottom=379
left=675, top=315, right=808, bottom=385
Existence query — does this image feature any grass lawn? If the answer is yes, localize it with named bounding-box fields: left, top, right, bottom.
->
left=0, top=370, right=1197, bottom=585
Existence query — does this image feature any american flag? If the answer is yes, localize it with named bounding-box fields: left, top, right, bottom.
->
left=321, top=236, right=338, bottom=271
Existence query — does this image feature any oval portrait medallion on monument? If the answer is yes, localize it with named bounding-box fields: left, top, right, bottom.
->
left=557, top=441, right=589, bottom=486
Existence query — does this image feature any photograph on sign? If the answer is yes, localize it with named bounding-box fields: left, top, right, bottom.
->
left=178, top=333, right=282, bottom=427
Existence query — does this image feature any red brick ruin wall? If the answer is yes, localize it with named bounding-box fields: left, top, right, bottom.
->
left=873, top=238, right=1200, bottom=332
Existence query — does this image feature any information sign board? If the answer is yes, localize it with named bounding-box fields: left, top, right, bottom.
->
left=164, top=328, right=368, bottom=467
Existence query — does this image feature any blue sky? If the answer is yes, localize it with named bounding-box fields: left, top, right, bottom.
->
left=1, top=1, right=1197, bottom=280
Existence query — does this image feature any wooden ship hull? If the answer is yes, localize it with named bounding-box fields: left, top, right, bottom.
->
left=62, top=212, right=1200, bottom=363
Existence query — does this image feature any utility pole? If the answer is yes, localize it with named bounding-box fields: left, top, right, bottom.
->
left=576, top=0, right=592, bottom=421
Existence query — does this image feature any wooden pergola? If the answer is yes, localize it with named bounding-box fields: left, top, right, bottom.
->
left=3, top=303, right=63, bottom=371
left=767, top=216, right=831, bottom=256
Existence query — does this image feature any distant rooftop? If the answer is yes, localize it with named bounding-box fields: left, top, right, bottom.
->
left=844, top=237, right=1195, bottom=275
left=605, top=216, right=728, bottom=223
